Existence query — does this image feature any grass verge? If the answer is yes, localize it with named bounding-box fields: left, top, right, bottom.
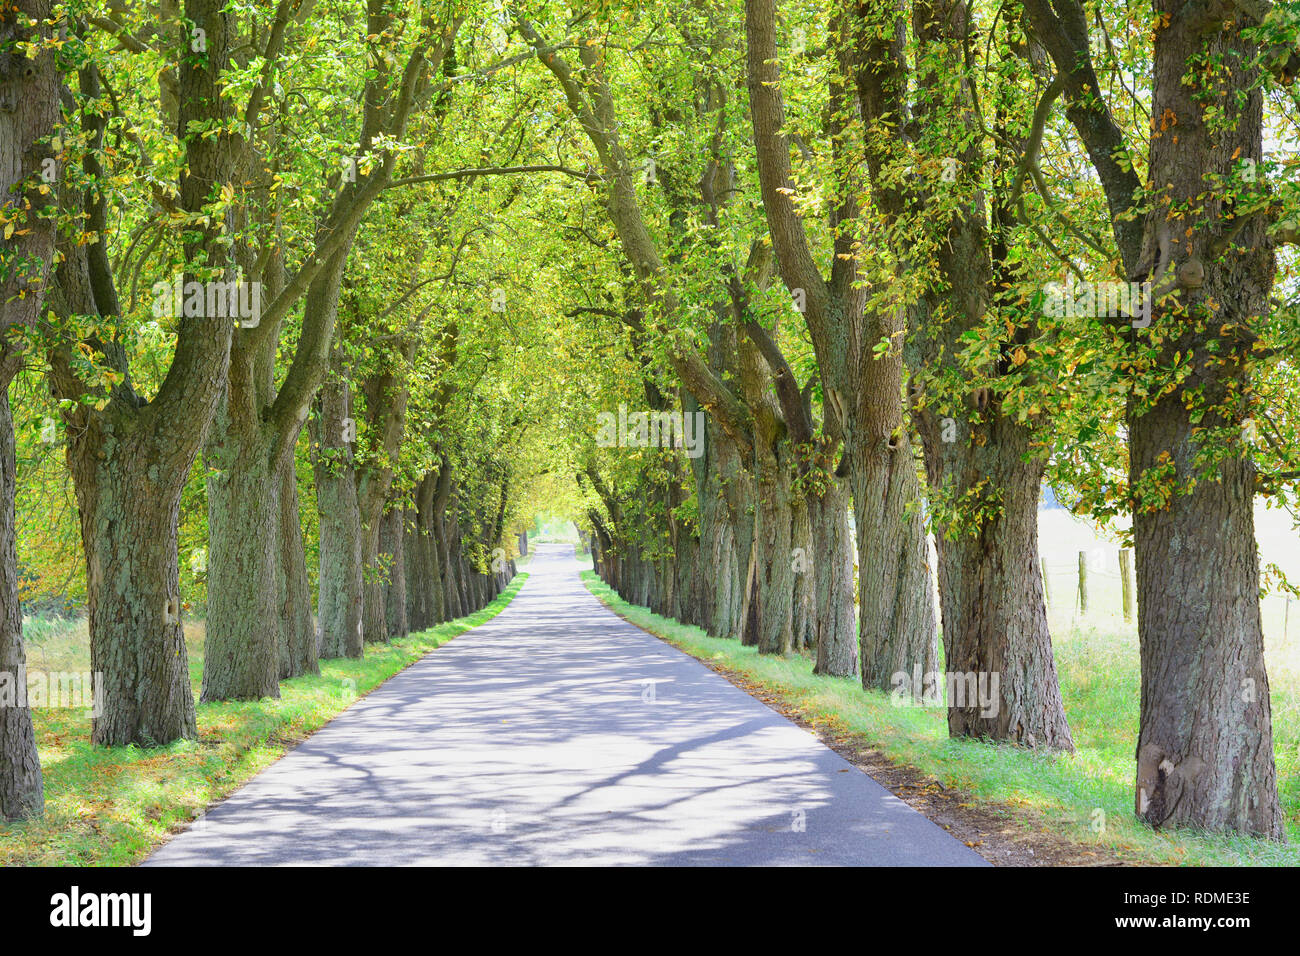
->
left=0, top=573, right=528, bottom=866
left=580, top=570, right=1299, bottom=866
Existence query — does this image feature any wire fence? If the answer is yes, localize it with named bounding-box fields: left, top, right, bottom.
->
left=1041, top=548, right=1298, bottom=653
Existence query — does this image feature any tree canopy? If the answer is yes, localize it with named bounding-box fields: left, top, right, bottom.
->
left=2, top=0, right=1298, bottom=841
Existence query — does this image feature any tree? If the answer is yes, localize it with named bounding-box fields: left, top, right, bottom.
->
left=844, top=0, right=1073, bottom=746
left=1022, top=0, right=1292, bottom=835
left=0, top=0, right=60, bottom=818
left=515, top=3, right=863, bottom=662
left=745, top=0, right=937, bottom=690
left=45, top=0, right=243, bottom=745
left=201, top=2, right=463, bottom=698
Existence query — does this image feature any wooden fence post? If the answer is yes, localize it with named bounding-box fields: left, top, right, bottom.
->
left=1120, top=548, right=1134, bottom=623
left=1077, top=551, right=1089, bottom=615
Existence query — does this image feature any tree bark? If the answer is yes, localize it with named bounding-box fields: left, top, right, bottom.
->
left=1126, top=4, right=1283, bottom=837
left=358, top=489, right=387, bottom=644
left=811, top=479, right=858, bottom=677
left=355, top=356, right=413, bottom=644
left=717, top=444, right=758, bottom=644
left=69, top=428, right=200, bottom=746
left=403, top=505, right=428, bottom=630
left=752, top=444, right=794, bottom=655
left=0, top=363, right=43, bottom=819
left=790, top=497, right=813, bottom=650
left=685, top=400, right=725, bottom=634
left=0, top=0, right=60, bottom=815
left=201, top=218, right=359, bottom=697
left=1133, top=399, right=1281, bottom=836
left=201, top=399, right=280, bottom=701
left=381, top=504, right=408, bottom=639
left=919, top=413, right=1074, bottom=748
left=311, top=374, right=363, bottom=659
left=847, top=430, right=938, bottom=690
left=278, top=455, right=317, bottom=678
left=419, top=476, right=446, bottom=624
left=435, top=470, right=464, bottom=620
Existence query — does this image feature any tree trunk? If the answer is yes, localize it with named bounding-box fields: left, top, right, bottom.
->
left=421, top=496, right=446, bottom=626
left=358, top=489, right=388, bottom=644
left=689, top=413, right=726, bottom=634
left=1133, top=400, right=1281, bottom=836
left=920, top=414, right=1073, bottom=748
left=847, top=429, right=937, bottom=693
left=203, top=240, right=350, bottom=693
left=278, top=455, right=318, bottom=679
left=836, top=0, right=1074, bottom=744
left=811, top=479, right=858, bottom=677
left=311, top=377, right=363, bottom=660
left=70, top=434, right=199, bottom=746
left=450, top=519, right=471, bottom=617
left=43, top=0, right=236, bottom=744
left=791, top=495, right=814, bottom=650
left=590, top=525, right=603, bottom=577
left=0, top=372, right=43, bottom=820
left=752, top=447, right=794, bottom=655
left=431, top=469, right=460, bottom=621
left=1128, top=8, right=1283, bottom=838
left=718, top=444, right=758, bottom=643
left=710, top=521, right=736, bottom=639
left=381, top=505, right=408, bottom=639
left=446, top=531, right=463, bottom=612
left=403, top=505, right=428, bottom=631
left=354, top=360, right=413, bottom=644
left=200, top=401, right=280, bottom=701
left=590, top=512, right=615, bottom=585
left=741, top=539, right=760, bottom=647
left=0, top=0, right=59, bottom=816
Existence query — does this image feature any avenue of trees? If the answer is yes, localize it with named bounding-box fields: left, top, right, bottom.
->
left=2, top=0, right=1298, bottom=843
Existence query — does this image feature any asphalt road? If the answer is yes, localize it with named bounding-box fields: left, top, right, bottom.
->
left=145, top=543, right=988, bottom=866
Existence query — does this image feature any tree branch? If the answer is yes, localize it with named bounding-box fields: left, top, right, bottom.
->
left=386, top=163, right=601, bottom=189
left=1020, top=0, right=1143, bottom=272
left=744, top=0, right=829, bottom=324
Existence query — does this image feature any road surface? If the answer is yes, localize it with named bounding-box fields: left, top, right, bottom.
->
left=146, top=543, right=987, bottom=866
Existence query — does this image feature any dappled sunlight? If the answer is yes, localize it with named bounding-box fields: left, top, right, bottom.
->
left=583, top=565, right=1300, bottom=866
left=0, top=576, right=528, bottom=865
left=143, top=547, right=983, bottom=867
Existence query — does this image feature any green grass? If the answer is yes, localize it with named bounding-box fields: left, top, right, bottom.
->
left=20, top=613, right=81, bottom=649
left=0, top=573, right=527, bottom=866
left=581, top=570, right=1300, bottom=866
